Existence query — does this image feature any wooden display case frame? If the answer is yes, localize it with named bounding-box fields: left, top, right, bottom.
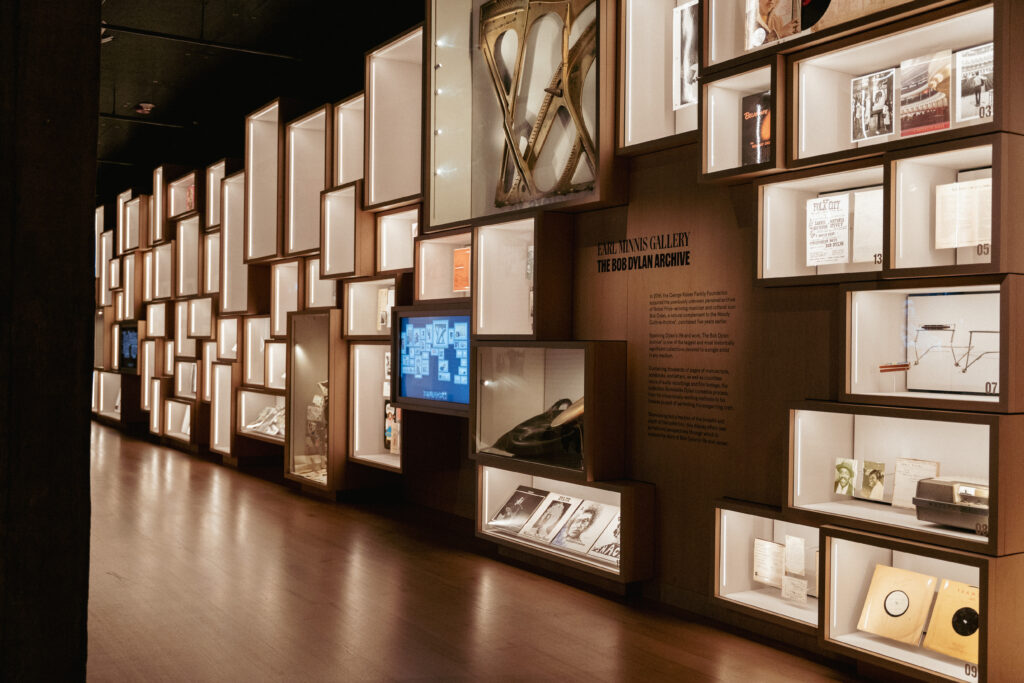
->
left=167, top=170, right=201, bottom=222
left=319, top=179, right=374, bottom=280
left=209, top=359, right=242, bottom=460
left=413, top=225, right=472, bottom=304
left=204, top=157, right=241, bottom=230
left=342, top=271, right=413, bottom=341
left=472, top=210, right=574, bottom=341
left=787, top=400, right=1024, bottom=556
left=786, top=0, right=1024, bottom=171
left=220, top=169, right=272, bottom=315
left=375, top=203, right=421, bottom=276
left=347, top=339, right=402, bottom=473
left=470, top=340, right=626, bottom=483
left=840, top=274, right=1024, bottom=413
left=150, top=163, right=189, bottom=246
left=284, top=103, right=333, bottom=258
left=820, top=525, right=1024, bottom=683
left=333, top=91, right=365, bottom=187
left=302, top=256, right=338, bottom=311
left=270, top=258, right=305, bottom=340
left=701, top=54, right=785, bottom=182
left=475, top=464, right=655, bottom=584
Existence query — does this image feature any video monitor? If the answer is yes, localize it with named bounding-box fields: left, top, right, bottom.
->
left=394, top=305, right=470, bottom=415
left=119, top=322, right=139, bottom=373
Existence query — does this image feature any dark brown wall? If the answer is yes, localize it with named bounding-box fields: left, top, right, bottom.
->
left=0, top=1, right=98, bottom=678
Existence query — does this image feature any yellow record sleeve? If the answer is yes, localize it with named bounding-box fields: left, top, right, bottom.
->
left=857, top=564, right=937, bottom=646
left=922, top=578, right=980, bottom=665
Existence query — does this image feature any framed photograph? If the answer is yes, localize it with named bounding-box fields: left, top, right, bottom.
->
left=834, top=458, right=857, bottom=497
left=672, top=1, right=699, bottom=110
left=854, top=460, right=889, bottom=503
left=587, top=514, right=621, bottom=562
left=955, top=43, right=994, bottom=123
left=851, top=69, right=895, bottom=142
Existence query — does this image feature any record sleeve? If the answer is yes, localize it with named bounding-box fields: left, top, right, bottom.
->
left=922, top=578, right=979, bottom=664
left=551, top=501, right=619, bottom=554
left=857, top=564, right=937, bottom=645
left=741, top=91, right=772, bottom=166
left=900, top=51, right=952, bottom=137
left=518, top=493, right=582, bottom=543
left=851, top=69, right=895, bottom=142
left=487, top=486, right=550, bottom=533
left=452, top=246, right=471, bottom=293
left=586, top=514, right=621, bottom=563
left=744, top=0, right=798, bottom=51
left=955, top=43, right=994, bottom=123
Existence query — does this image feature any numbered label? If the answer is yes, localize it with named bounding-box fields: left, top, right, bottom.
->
left=965, top=662, right=978, bottom=678
left=976, top=243, right=990, bottom=256
left=975, top=522, right=989, bottom=536
left=979, top=105, right=993, bottom=119
left=873, top=253, right=883, bottom=265
left=985, top=381, right=998, bottom=395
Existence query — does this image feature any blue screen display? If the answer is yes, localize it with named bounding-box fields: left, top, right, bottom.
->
left=119, top=327, right=138, bottom=370
left=399, top=315, right=470, bottom=405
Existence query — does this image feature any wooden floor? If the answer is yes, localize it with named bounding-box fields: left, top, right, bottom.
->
left=88, top=422, right=861, bottom=682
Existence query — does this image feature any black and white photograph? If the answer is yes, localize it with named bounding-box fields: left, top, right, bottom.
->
left=487, top=486, right=550, bottom=533
left=586, top=514, right=622, bottom=562
left=518, top=493, right=581, bottom=543
left=899, top=50, right=952, bottom=137
left=955, top=43, right=994, bottom=123
left=672, top=0, right=699, bottom=110
left=854, top=461, right=886, bottom=502
left=551, top=502, right=619, bottom=554
left=834, top=458, right=857, bottom=496
left=850, top=68, right=895, bottom=142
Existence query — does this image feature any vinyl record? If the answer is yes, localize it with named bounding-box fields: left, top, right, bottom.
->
left=923, top=579, right=980, bottom=664
left=857, top=564, right=936, bottom=646
left=801, top=0, right=831, bottom=30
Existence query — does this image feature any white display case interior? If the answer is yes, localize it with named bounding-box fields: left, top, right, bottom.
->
left=792, top=408, right=990, bottom=545
left=827, top=534, right=980, bottom=682
left=474, top=218, right=535, bottom=336
left=164, top=399, right=193, bottom=442
left=479, top=467, right=623, bottom=575
left=142, top=250, right=154, bottom=301
left=271, top=260, right=300, bottom=337
left=210, top=363, right=233, bottom=455
left=109, top=258, right=121, bottom=290
left=168, top=172, right=197, bottom=218
left=221, top=171, right=250, bottom=312
left=367, top=28, right=422, bottom=208
left=116, top=189, right=132, bottom=252
left=217, top=317, right=239, bottom=360
left=847, top=283, right=1000, bottom=404
left=175, top=300, right=196, bottom=358
left=795, top=7, right=993, bottom=161
left=288, top=313, right=330, bottom=485
left=476, top=346, right=584, bottom=467
left=334, top=94, right=364, bottom=185
left=123, top=196, right=143, bottom=252
left=378, top=208, right=417, bottom=273
left=246, top=101, right=281, bottom=261
left=717, top=508, right=819, bottom=626
left=206, top=161, right=226, bottom=227
left=349, top=343, right=399, bottom=471
left=164, top=340, right=175, bottom=376
left=94, top=206, right=104, bottom=277
left=760, top=165, right=884, bottom=280
left=244, top=316, right=271, bottom=386
left=111, top=323, right=120, bottom=370
left=91, top=370, right=99, bottom=413
left=287, top=107, right=327, bottom=255
left=153, top=242, right=173, bottom=300
left=622, top=0, right=699, bottom=149
left=122, top=254, right=137, bottom=320
left=187, top=297, right=214, bottom=338
left=305, top=258, right=336, bottom=308
left=417, top=232, right=471, bottom=301
left=321, top=184, right=357, bottom=277
left=176, top=215, right=201, bottom=297
left=202, top=341, right=216, bottom=402
left=147, top=302, right=166, bottom=338
left=265, top=340, right=287, bottom=391
left=152, top=166, right=167, bottom=243
left=99, top=230, right=113, bottom=306
left=114, top=291, right=126, bottom=323
left=93, top=311, right=104, bottom=368
left=175, top=361, right=198, bottom=400
left=97, top=371, right=122, bottom=419
left=345, top=277, right=395, bottom=337
left=149, top=379, right=163, bottom=435
left=705, top=66, right=772, bottom=174
left=893, top=144, right=992, bottom=270
left=237, top=389, right=286, bottom=443
left=204, top=232, right=221, bottom=294
left=140, top=340, right=156, bottom=411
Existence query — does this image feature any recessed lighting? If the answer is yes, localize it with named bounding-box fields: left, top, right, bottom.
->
left=135, top=102, right=155, bottom=115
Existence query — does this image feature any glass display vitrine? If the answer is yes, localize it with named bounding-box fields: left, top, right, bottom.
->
left=285, top=105, right=330, bottom=256
left=187, top=297, right=215, bottom=339
left=349, top=341, right=400, bottom=472
left=333, top=93, right=364, bottom=186
left=163, top=398, right=193, bottom=444
left=168, top=171, right=198, bottom=220
left=243, top=316, right=271, bottom=386
left=271, top=260, right=301, bottom=338
left=174, top=300, right=196, bottom=358
left=264, top=340, right=287, bottom=391
left=237, top=388, right=286, bottom=444
left=245, top=99, right=284, bottom=262
left=304, top=257, right=337, bottom=309
left=702, top=60, right=780, bottom=178
left=176, top=215, right=201, bottom=298
left=321, top=181, right=374, bottom=279
left=414, top=228, right=472, bottom=302
left=203, top=232, right=220, bottom=295
left=376, top=206, right=418, bottom=274
left=217, top=316, right=239, bottom=360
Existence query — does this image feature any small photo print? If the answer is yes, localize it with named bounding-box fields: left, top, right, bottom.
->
left=856, top=461, right=886, bottom=502
left=955, top=43, right=994, bottom=123
left=834, top=458, right=857, bottom=497
left=851, top=69, right=896, bottom=142
left=899, top=50, right=952, bottom=137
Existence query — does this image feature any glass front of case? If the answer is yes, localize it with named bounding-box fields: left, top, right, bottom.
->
left=792, top=408, right=990, bottom=545
left=176, top=215, right=201, bottom=297
left=760, top=165, right=884, bottom=280
left=174, top=361, right=198, bottom=400
left=116, top=189, right=132, bottom=254
left=244, top=316, right=271, bottom=386
left=847, top=283, right=1000, bottom=405
left=322, top=184, right=357, bottom=277
left=893, top=144, right=992, bottom=270
left=124, top=196, right=142, bottom=252
left=377, top=208, right=417, bottom=273
left=286, top=108, right=327, bottom=254
left=417, top=232, right=472, bottom=301
left=475, top=218, right=534, bottom=336
left=795, top=6, right=993, bottom=162
left=210, top=363, right=233, bottom=455
left=246, top=102, right=281, bottom=261
left=622, top=0, right=699, bottom=148
left=122, top=254, right=137, bottom=319
left=288, top=313, right=330, bottom=485
left=188, top=297, right=214, bottom=338
left=153, top=242, right=173, bottom=300
left=827, top=534, right=981, bottom=681
left=305, top=258, right=336, bottom=308
left=479, top=466, right=622, bottom=574
left=476, top=346, right=585, bottom=471
left=164, top=340, right=175, bottom=375
left=271, top=261, right=300, bottom=337
left=99, top=230, right=113, bottom=306
left=368, top=29, right=422, bottom=208
left=206, top=161, right=226, bottom=227
left=140, top=340, right=156, bottom=410
left=147, top=302, right=166, bottom=338
left=238, top=389, right=286, bottom=442
left=264, top=341, right=287, bottom=391
left=345, top=278, right=395, bottom=337
left=164, top=399, right=193, bottom=441
left=221, top=172, right=250, bottom=313
left=204, top=232, right=220, bottom=294
left=717, top=509, right=819, bottom=626
left=349, top=343, right=399, bottom=470
left=143, top=250, right=154, bottom=302
left=704, top=66, right=772, bottom=174
left=217, top=317, right=238, bottom=360
left=334, top=95, right=364, bottom=186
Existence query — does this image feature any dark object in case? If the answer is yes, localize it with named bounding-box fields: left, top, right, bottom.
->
left=489, top=398, right=583, bottom=469
left=913, top=478, right=989, bottom=532
left=741, top=91, right=772, bottom=166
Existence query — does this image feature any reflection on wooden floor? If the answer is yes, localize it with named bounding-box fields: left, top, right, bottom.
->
left=88, top=422, right=858, bottom=682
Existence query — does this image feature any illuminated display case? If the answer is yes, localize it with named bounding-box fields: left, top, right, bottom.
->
left=304, top=257, right=337, bottom=309
left=414, top=228, right=472, bottom=302
left=210, top=360, right=240, bottom=458
left=176, top=214, right=201, bottom=298
left=222, top=170, right=271, bottom=315
left=237, top=387, right=286, bottom=445
left=348, top=341, right=400, bottom=472
left=203, top=231, right=220, bottom=295
left=333, top=93, right=364, bottom=186
left=285, top=104, right=331, bottom=256
left=217, top=316, right=239, bottom=361
left=271, top=260, right=302, bottom=338
left=187, top=297, right=215, bottom=339
left=168, top=171, right=199, bottom=221
left=343, top=273, right=412, bottom=339
left=264, top=340, right=287, bottom=391
left=320, top=180, right=374, bottom=279
left=174, top=300, right=196, bottom=359
left=243, top=316, right=271, bottom=387
left=376, top=205, right=419, bottom=274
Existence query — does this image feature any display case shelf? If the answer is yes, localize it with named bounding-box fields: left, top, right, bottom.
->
left=789, top=401, right=1024, bottom=556
left=377, top=205, right=419, bottom=274
left=221, top=169, right=270, bottom=314
left=822, top=525, right=1024, bottom=683
left=333, top=93, right=364, bottom=186
left=365, top=26, right=423, bottom=212
left=414, top=227, right=472, bottom=302
left=304, top=257, right=337, bottom=309
left=237, top=387, right=286, bottom=445
left=714, top=500, right=820, bottom=632
left=243, top=315, right=271, bottom=387
left=842, top=275, right=1024, bottom=412
left=756, top=158, right=886, bottom=285
left=217, top=316, right=239, bottom=360
left=349, top=341, right=401, bottom=472
left=618, top=0, right=700, bottom=154
left=285, top=104, right=331, bottom=256
left=187, top=297, right=215, bottom=340
left=701, top=57, right=783, bottom=180
left=343, top=273, right=412, bottom=340
left=203, top=231, right=220, bottom=295
left=477, top=465, right=654, bottom=583
left=320, top=180, right=374, bottom=279
left=271, top=259, right=302, bottom=338
left=473, top=212, right=573, bottom=339
left=472, top=340, right=626, bottom=482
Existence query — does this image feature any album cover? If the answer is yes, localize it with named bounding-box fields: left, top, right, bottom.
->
left=487, top=486, right=550, bottom=534
left=922, top=578, right=979, bottom=665
left=672, top=1, right=699, bottom=109
left=384, top=400, right=396, bottom=451
left=806, top=192, right=850, bottom=267
left=587, top=514, right=621, bottom=563
left=851, top=69, right=895, bottom=142
left=857, top=564, right=937, bottom=645
left=452, top=246, right=471, bottom=293
left=853, top=460, right=888, bottom=502
left=801, top=0, right=831, bottom=30
left=741, top=91, right=772, bottom=166
left=934, top=176, right=992, bottom=250
left=900, top=51, right=952, bottom=137
left=955, top=43, right=994, bottom=123
left=834, top=458, right=857, bottom=497
left=745, top=0, right=799, bottom=51
left=518, top=493, right=582, bottom=543
left=551, top=502, right=619, bottom=554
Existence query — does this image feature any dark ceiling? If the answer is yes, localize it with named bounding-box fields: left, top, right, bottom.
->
left=97, top=0, right=424, bottom=204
